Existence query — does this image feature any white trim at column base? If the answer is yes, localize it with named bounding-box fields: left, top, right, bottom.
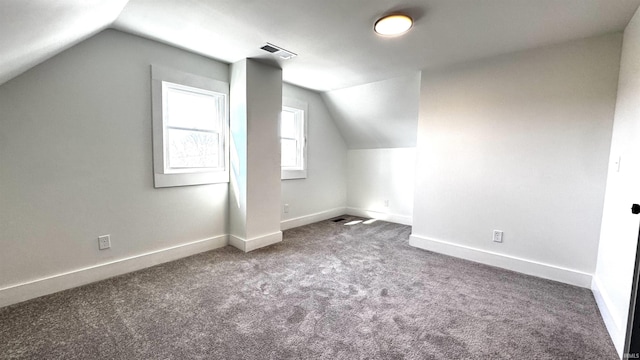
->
left=229, top=231, right=283, bottom=252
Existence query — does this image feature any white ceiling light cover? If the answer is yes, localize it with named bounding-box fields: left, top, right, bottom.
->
left=374, top=14, right=413, bottom=36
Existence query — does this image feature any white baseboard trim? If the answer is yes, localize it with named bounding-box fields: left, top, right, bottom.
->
left=592, top=275, right=625, bottom=358
left=346, top=207, right=412, bottom=226
left=0, top=235, right=229, bottom=309
left=229, top=231, right=283, bottom=252
left=281, top=207, right=347, bottom=231
left=409, top=234, right=592, bottom=288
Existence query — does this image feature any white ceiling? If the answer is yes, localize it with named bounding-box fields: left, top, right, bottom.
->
left=115, top=0, right=640, bottom=92
left=1, top=0, right=638, bottom=91
left=1, top=0, right=639, bottom=148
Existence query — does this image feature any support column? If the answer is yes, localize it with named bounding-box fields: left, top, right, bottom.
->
left=229, top=59, right=283, bottom=252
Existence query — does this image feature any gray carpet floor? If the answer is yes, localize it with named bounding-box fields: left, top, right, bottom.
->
left=0, top=217, right=617, bottom=359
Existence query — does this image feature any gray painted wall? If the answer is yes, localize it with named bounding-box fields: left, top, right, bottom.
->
left=281, top=83, right=347, bottom=223
left=0, top=29, right=229, bottom=289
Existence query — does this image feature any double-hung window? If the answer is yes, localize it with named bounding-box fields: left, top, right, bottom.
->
left=151, top=65, right=229, bottom=187
left=281, top=98, right=307, bottom=180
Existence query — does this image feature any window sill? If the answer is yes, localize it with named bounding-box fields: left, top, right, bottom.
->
left=281, top=169, right=307, bottom=180
left=154, top=170, right=229, bottom=188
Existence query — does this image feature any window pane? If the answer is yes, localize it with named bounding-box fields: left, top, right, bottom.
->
left=281, top=138, right=298, bottom=168
left=281, top=110, right=296, bottom=138
left=166, top=86, right=221, bottom=131
left=168, top=128, right=219, bottom=169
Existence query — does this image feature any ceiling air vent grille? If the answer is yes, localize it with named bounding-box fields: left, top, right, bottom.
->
left=260, top=43, right=297, bottom=60
left=260, top=44, right=279, bottom=53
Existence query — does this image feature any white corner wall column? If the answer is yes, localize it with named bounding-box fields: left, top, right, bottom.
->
left=229, top=59, right=283, bottom=252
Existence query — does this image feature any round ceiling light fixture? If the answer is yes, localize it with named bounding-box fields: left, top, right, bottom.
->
left=374, top=14, right=413, bottom=36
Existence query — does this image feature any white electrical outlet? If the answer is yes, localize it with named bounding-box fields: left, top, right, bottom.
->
left=384, top=200, right=389, bottom=207
left=493, top=230, right=503, bottom=243
left=283, top=204, right=289, bottom=214
left=98, top=235, right=111, bottom=250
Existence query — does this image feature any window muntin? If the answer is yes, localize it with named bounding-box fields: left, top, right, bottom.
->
left=281, top=98, right=307, bottom=180
left=281, top=107, right=304, bottom=170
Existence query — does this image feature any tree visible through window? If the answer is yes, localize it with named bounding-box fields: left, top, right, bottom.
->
left=163, top=82, right=224, bottom=171
left=151, top=65, right=229, bottom=188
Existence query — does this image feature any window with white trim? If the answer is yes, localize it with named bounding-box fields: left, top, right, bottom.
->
left=281, top=98, right=307, bottom=180
left=151, top=65, right=229, bottom=188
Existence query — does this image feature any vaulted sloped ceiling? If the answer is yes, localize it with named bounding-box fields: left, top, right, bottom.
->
left=0, top=0, right=129, bottom=86
left=1, top=0, right=639, bottom=148
left=322, top=74, right=421, bottom=149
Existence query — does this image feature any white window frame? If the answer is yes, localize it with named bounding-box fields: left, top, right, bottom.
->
left=151, top=65, right=229, bottom=188
left=281, top=98, right=308, bottom=180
